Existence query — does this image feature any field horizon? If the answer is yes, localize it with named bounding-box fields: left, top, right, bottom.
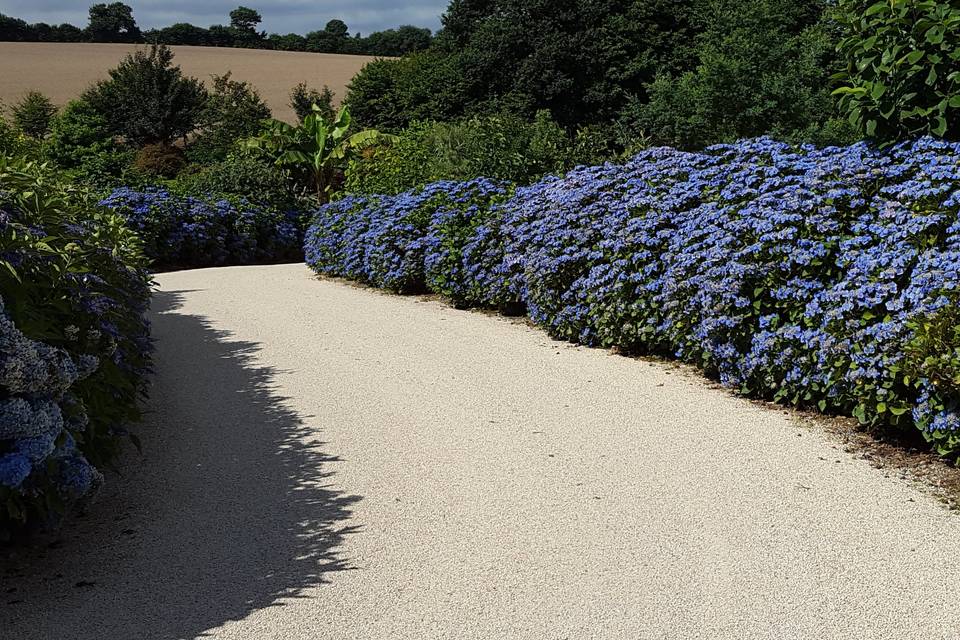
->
left=0, top=42, right=380, bottom=123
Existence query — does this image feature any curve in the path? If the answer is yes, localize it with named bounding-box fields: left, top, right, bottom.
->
left=4, top=263, right=960, bottom=640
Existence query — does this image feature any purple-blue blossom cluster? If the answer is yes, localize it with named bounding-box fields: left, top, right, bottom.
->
left=2, top=160, right=152, bottom=536
left=307, top=137, right=960, bottom=456
left=0, top=299, right=104, bottom=503
left=100, top=188, right=304, bottom=270
left=305, top=178, right=512, bottom=302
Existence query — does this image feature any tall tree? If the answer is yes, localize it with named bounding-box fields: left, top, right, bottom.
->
left=229, top=6, right=263, bottom=46
left=0, top=13, right=32, bottom=41
left=86, top=2, right=141, bottom=43
left=83, top=44, right=207, bottom=145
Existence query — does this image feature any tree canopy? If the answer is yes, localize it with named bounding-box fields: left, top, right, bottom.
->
left=0, top=4, right=433, bottom=56
left=86, top=2, right=141, bottom=43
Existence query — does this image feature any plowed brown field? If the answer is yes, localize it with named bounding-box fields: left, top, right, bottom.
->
left=0, top=42, right=378, bottom=123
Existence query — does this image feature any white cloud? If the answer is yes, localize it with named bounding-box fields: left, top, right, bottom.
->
left=0, top=0, right=447, bottom=35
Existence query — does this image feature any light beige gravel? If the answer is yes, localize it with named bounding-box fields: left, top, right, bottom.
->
left=4, top=263, right=960, bottom=639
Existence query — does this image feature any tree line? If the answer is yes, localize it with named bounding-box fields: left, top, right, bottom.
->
left=0, top=3, right=433, bottom=57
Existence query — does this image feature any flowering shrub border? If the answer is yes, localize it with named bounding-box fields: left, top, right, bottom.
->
left=100, top=188, right=304, bottom=271
left=1, top=158, right=152, bottom=536
left=307, top=138, right=960, bottom=457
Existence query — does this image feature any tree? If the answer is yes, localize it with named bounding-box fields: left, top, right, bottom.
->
left=306, top=20, right=351, bottom=53
left=54, top=23, right=84, bottom=42
left=229, top=6, right=263, bottom=47
left=325, top=19, right=349, bottom=39
left=363, top=26, right=433, bottom=56
left=191, top=72, right=272, bottom=162
left=268, top=33, right=307, bottom=51
left=83, top=44, right=207, bottom=146
left=289, top=83, right=335, bottom=122
left=86, top=2, right=141, bottom=43
left=346, top=0, right=700, bottom=129
left=207, top=25, right=235, bottom=47
left=229, top=6, right=262, bottom=33
left=152, top=23, right=209, bottom=46
left=12, top=91, right=58, bottom=138
left=344, top=52, right=466, bottom=131
left=0, top=13, right=32, bottom=41
left=634, top=0, right=842, bottom=148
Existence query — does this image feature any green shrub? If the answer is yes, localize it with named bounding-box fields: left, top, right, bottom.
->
left=69, top=147, right=147, bottom=192
left=133, top=143, right=186, bottom=178
left=834, top=0, right=960, bottom=142
left=633, top=0, right=840, bottom=149
left=188, top=72, right=271, bottom=164
left=173, top=152, right=306, bottom=210
left=46, top=99, right=116, bottom=168
left=83, top=44, right=207, bottom=146
left=905, top=298, right=960, bottom=456
left=0, top=117, right=42, bottom=159
left=11, top=91, right=57, bottom=139
left=344, top=111, right=602, bottom=195
left=289, top=82, right=335, bottom=123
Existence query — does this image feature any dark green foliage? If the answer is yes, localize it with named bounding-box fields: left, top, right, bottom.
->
left=306, top=20, right=350, bottom=53
left=229, top=6, right=264, bottom=47
left=45, top=99, right=115, bottom=168
left=174, top=153, right=307, bottom=210
left=440, top=0, right=699, bottom=128
left=289, top=83, right=335, bottom=123
left=85, top=2, right=141, bottom=43
left=361, top=25, right=433, bottom=56
left=834, top=0, right=960, bottom=142
left=148, top=22, right=210, bottom=46
left=207, top=25, right=236, bottom=47
left=267, top=32, right=306, bottom=51
left=0, top=13, right=31, bottom=40
left=11, top=91, right=57, bottom=139
left=344, top=52, right=466, bottom=131
left=343, top=1, right=698, bottom=130
left=189, top=73, right=271, bottom=163
left=229, top=6, right=262, bottom=33
left=67, top=147, right=146, bottom=192
left=633, top=0, right=846, bottom=149
left=343, top=111, right=603, bottom=195
left=83, top=44, right=208, bottom=146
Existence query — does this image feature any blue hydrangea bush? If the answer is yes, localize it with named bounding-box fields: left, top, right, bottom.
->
left=100, top=188, right=304, bottom=270
left=306, top=138, right=960, bottom=456
left=1, top=157, right=152, bottom=536
left=305, top=178, right=513, bottom=302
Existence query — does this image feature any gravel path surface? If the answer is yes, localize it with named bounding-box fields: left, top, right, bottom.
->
left=4, top=263, right=960, bottom=639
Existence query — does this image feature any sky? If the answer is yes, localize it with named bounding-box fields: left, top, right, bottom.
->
left=0, top=1, right=449, bottom=35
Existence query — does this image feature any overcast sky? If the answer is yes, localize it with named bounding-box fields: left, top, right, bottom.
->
left=0, top=1, right=448, bottom=35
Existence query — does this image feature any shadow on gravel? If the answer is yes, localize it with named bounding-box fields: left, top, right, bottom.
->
left=2, top=289, right=361, bottom=640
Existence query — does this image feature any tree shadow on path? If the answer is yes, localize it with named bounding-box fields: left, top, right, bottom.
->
left=2, top=289, right=361, bottom=639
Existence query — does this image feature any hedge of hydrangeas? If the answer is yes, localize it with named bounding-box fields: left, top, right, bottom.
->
left=100, top=188, right=304, bottom=271
left=0, top=157, right=152, bottom=537
left=306, top=138, right=960, bottom=457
